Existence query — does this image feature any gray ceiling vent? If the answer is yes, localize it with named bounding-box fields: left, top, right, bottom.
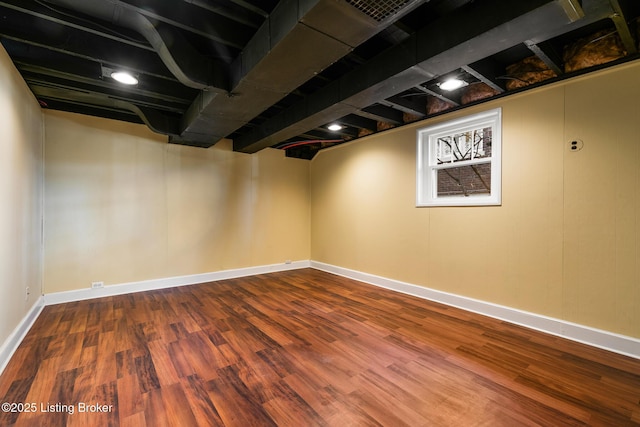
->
left=345, top=0, right=416, bottom=22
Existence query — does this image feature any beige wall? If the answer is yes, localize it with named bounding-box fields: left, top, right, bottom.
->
left=44, top=111, right=310, bottom=293
left=311, top=61, right=640, bottom=338
left=0, top=46, right=44, bottom=345
left=3, top=34, right=638, bottom=348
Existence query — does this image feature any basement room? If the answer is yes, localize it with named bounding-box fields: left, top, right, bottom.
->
left=1, top=0, right=639, bottom=425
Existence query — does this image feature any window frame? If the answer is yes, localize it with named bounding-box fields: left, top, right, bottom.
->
left=416, top=108, right=502, bottom=207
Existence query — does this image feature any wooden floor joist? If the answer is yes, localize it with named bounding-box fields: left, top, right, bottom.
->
left=0, top=268, right=639, bottom=426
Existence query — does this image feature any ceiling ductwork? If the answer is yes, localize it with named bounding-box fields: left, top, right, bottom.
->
left=2, top=0, right=639, bottom=158
left=36, top=0, right=424, bottom=148
left=233, top=0, right=638, bottom=153
left=346, top=0, right=420, bottom=23
left=43, top=0, right=428, bottom=148
left=172, top=0, right=428, bottom=147
left=235, top=0, right=566, bottom=152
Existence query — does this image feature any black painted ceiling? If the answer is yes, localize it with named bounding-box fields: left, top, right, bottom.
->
left=1, top=0, right=638, bottom=159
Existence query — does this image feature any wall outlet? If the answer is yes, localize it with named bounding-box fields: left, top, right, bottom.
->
left=25, top=286, right=30, bottom=301
left=568, top=139, right=584, bottom=152
left=91, top=281, right=104, bottom=289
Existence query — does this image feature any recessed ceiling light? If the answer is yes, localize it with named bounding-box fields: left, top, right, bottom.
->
left=328, top=123, right=343, bottom=131
left=439, top=78, right=467, bottom=91
left=111, top=71, right=138, bottom=85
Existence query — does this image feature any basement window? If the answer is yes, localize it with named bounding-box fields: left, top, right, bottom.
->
left=417, top=108, right=502, bottom=207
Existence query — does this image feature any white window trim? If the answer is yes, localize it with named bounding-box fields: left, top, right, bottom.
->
left=416, top=108, right=502, bottom=207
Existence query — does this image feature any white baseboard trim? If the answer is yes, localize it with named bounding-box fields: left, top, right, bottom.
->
left=310, top=261, right=640, bottom=360
left=0, top=297, right=45, bottom=376
left=3, top=259, right=637, bottom=379
left=2, top=261, right=311, bottom=375
left=1, top=261, right=310, bottom=376
left=44, top=260, right=311, bottom=306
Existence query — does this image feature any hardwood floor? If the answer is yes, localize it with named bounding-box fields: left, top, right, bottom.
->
left=1, top=268, right=639, bottom=426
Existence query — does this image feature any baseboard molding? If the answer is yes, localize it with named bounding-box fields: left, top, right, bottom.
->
left=310, top=261, right=640, bottom=360
left=2, top=261, right=310, bottom=376
left=0, top=297, right=45, bottom=376
left=4, top=259, right=637, bottom=378
left=44, top=260, right=311, bottom=306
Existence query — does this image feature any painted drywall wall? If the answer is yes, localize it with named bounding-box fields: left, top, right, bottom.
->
left=311, top=61, right=640, bottom=338
left=0, top=46, right=44, bottom=346
left=44, top=111, right=310, bottom=293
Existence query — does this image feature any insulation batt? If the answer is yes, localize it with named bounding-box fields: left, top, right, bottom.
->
left=403, top=112, right=422, bottom=123
left=377, top=121, right=395, bottom=131
left=358, top=128, right=374, bottom=137
left=564, top=29, right=626, bottom=73
left=426, top=96, right=454, bottom=115
left=461, top=82, right=500, bottom=104
left=505, top=56, right=557, bottom=90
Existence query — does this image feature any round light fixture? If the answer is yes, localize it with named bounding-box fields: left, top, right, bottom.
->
left=111, top=71, right=138, bottom=85
left=439, top=78, right=467, bottom=91
left=327, top=123, right=343, bottom=131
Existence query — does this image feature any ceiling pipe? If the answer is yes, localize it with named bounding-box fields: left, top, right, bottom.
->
left=30, top=85, right=182, bottom=135
left=42, top=0, right=428, bottom=148
left=41, top=0, right=226, bottom=91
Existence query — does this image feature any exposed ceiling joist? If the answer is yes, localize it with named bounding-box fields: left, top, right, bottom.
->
left=461, top=63, right=505, bottom=93
left=557, top=0, right=585, bottom=22
left=524, top=40, right=565, bottom=76
left=361, top=104, right=404, bottom=124
left=234, top=0, right=574, bottom=153
left=2, top=0, right=639, bottom=160
left=178, top=0, right=265, bottom=28
left=380, top=97, right=426, bottom=118
left=19, top=64, right=190, bottom=110
left=413, top=85, right=459, bottom=107
left=31, top=84, right=182, bottom=136
left=42, top=0, right=228, bottom=90
left=608, top=0, right=638, bottom=54
left=383, top=93, right=426, bottom=117
left=0, top=0, right=150, bottom=50
left=174, top=0, right=430, bottom=147
left=339, top=114, right=378, bottom=132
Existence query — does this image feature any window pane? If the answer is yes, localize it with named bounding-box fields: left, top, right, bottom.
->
left=435, top=127, right=492, bottom=164
left=417, top=107, right=501, bottom=206
left=437, top=163, right=491, bottom=197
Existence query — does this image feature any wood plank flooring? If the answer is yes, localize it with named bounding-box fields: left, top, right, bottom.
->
left=1, top=268, right=639, bottom=426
